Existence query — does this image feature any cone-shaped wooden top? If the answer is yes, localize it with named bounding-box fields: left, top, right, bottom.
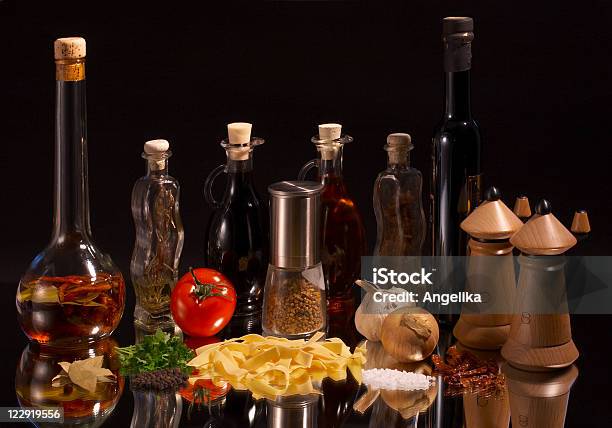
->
left=571, top=210, right=591, bottom=234
left=513, top=195, right=532, bottom=220
left=510, top=200, right=577, bottom=255
left=461, top=187, right=523, bottom=240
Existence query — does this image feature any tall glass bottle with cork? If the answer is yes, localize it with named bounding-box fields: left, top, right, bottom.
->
left=373, top=133, right=426, bottom=257
left=131, top=139, right=184, bottom=332
left=16, top=37, right=125, bottom=347
left=204, top=123, right=268, bottom=318
left=299, top=124, right=367, bottom=317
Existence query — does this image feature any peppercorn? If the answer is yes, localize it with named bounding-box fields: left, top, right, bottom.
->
left=130, top=368, right=189, bottom=392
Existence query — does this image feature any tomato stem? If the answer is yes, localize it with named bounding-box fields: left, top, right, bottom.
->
left=189, top=267, right=232, bottom=303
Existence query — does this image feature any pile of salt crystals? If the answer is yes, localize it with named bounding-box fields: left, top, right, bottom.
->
left=362, top=368, right=435, bottom=391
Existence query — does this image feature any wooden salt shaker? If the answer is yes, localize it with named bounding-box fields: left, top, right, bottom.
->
left=454, top=187, right=523, bottom=350
left=503, top=363, right=578, bottom=428
left=502, top=200, right=579, bottom=371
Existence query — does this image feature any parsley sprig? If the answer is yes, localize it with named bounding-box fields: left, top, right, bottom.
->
left=117, top=329, right=194, bottom=376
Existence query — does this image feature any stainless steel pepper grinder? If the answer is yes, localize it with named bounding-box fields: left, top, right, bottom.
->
left=262, top=181, right=327, bottom=339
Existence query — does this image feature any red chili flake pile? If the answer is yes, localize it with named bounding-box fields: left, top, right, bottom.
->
left=431, top=346, right=505, bottom=397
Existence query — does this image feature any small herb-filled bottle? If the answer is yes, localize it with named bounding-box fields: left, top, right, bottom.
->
left=373, top=133, right=426, bottom=256
left=299, top=124, right=367, bottom=313
left=131, top=139, right=184, bottom=332
left=204, top=123, right=268, bottom=317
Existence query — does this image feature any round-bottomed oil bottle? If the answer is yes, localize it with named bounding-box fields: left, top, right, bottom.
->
left=16, top=38, right=125, bottom=347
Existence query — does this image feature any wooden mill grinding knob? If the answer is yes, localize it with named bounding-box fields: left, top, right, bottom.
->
left=570, top=209, right=591, bottom=234
left=502, top=200, right=579, bottom=371
left=454, top=187, right=523, bottom=350
left=513, top=195, right=532, bottom=222
left=503, top=363, right=578, bottom=428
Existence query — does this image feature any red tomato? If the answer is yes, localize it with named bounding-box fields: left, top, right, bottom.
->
left=170, top=268, right=236, bottom=337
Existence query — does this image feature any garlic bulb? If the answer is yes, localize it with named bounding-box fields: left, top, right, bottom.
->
left=354, top=280, right=414, bottom=342
left=380, top=307, right=439, bottom=363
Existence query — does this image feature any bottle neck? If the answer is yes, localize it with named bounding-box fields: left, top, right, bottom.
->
left=443, top=31, right=473, bottom=120
left=51, top=71, right=91, bottom=243
left=317, top=144, right=344, bottom=180
left=146, top=158, right=169, bottom=176
left=387, top=149, right=410, bottom=168
left=444, top=70, right=472, bottom=120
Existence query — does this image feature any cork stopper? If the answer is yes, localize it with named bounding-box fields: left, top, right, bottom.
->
left=318, top=123, right=342, bottom=140
left=144, top=139, right=169, bottom=154
left=571, top=210, right=591, bottom=234
left=317, top=123, right=342, bottom=161
left=227, top=122, right=252, bottom=161
left=54, top=37, right=86, bottom=60
left=460, top=186, right=523, bottom=240
left=510, top=200, right=577, bottom=255
left=513, top=195, right=532, bottom=221
left=144, top=139, right=170, bottom=171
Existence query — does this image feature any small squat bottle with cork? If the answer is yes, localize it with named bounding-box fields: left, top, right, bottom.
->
left=373, top=133, right=426, bottom=256
left=131, top=139, right=184, bottom=332
left=298, top=124, right=367, bottom=313
left=204, top=123, right=268, bottom=318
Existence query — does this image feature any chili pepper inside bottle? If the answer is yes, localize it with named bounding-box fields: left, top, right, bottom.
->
left=131, top=139, right=184, bottom=332
left=16, top=37, right=125, bottom=347
left=299, top=124, right=367, bottom=314
left=204, top=123, right=268, bottom=318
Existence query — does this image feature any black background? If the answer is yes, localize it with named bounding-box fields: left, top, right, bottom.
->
left=0, top=1, right=611, bottom=426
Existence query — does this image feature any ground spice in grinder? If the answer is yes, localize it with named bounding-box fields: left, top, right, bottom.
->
left=265, top=276, right=324, bottom=335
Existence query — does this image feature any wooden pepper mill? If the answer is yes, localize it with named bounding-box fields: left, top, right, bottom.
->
left=503, top=363, right=578, bottom=428
left=501, top=200, right=579, bottom=371
left=454, top=187, right=523, bottom=350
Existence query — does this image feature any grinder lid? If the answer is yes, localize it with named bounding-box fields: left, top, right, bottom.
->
left=461, top=186, right=523, bottom=240
left=510, top=199, right=577, bottom=255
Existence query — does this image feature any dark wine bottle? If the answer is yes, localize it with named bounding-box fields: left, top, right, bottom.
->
left=431, top=17, right=482, bottom=258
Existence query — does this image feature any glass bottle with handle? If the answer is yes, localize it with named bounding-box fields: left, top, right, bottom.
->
left=298, top=123, right=367, bottom=315
left=16, top=37, right=125, bottom=347
left=130, top=139, right=184, bottom=332
left=204, top=123, right=268, bottom=318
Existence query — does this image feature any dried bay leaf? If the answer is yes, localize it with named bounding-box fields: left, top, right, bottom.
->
left=52, top=356, right=115, bottom=393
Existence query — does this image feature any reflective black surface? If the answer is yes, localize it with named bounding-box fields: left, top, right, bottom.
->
left=3, top=293, right=612, bottom=427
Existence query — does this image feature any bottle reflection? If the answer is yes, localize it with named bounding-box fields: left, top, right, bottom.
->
left=503, top=363, right=578, bottom=428
left=15, top=338, right=123, bottom=427
left=130, top=390, right=182, bottom=428
left=179, top=388, right=263, bottom=427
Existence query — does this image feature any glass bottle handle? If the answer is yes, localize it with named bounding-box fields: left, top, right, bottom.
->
left=204, top=164, right=225, bottom=209
left=298, top=159, right=319, bottom=180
